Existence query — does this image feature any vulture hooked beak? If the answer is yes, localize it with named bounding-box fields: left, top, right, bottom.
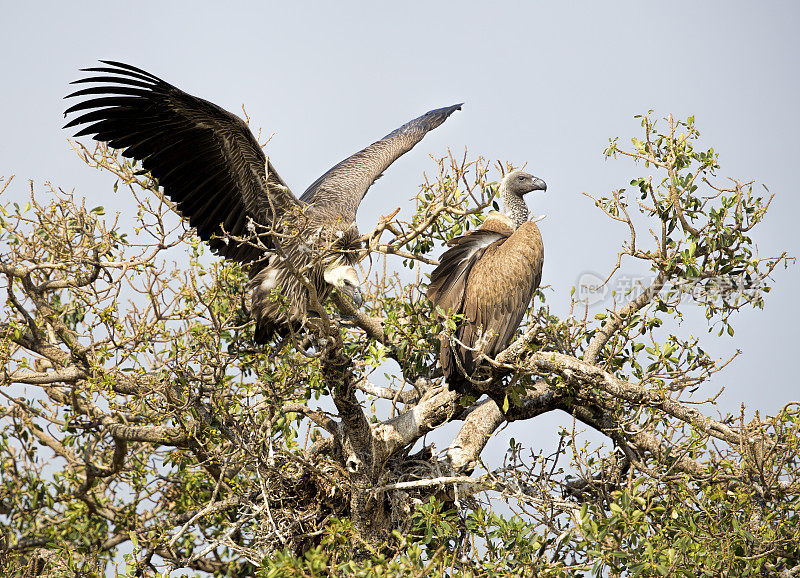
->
left=531, top=176, right=547, bottom=192
left=341, top=283, right=364, bottom=308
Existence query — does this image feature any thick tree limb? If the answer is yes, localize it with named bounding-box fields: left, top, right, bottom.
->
left=520, top=350, right=741, bottom=445
left=376, top=385, right=460, bottom=459
left=446, top=399, right=505, bottom=473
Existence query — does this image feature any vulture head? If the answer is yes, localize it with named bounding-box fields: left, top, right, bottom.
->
left=500, top=170, right=548, bottom=227
left=504, top=169, right=547, bottom=196
left=324, top=265, right=363, bottom=307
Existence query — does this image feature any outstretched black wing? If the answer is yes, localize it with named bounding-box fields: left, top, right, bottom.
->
left=300, top=103, right=463, bottom=222
left=64, top=60, right=299, bottom=263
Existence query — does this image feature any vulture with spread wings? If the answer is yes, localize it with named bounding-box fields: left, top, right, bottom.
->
left=64, top=61, right=461, bottom=341
left=427, top=170, right=547, bottom=394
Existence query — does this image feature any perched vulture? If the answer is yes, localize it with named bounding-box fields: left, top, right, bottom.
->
left=427, top=170, right=547, bottom=393
left=64, top=61, right=461, bottom=341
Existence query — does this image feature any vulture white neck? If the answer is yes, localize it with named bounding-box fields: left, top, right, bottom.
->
left=499, top=183, right=530, bottom=229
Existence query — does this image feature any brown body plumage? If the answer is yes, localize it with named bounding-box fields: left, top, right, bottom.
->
left=427, top=170, right=546, bottom=393
left=63, top=61, right=461, bottom=341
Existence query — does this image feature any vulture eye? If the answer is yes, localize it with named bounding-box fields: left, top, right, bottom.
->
left=518, top=175, right=525, bottom=181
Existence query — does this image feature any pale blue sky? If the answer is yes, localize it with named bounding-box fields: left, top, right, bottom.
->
left=2, top=2, right=797, bottom=429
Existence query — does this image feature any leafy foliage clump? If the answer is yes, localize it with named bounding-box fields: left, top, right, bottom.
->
left=0, top=115, right=797, bottom=576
